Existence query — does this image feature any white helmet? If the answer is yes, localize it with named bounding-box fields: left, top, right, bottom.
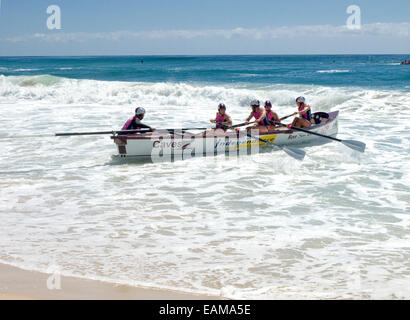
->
left=250, top=100, right=260, bottom=107
left=135, top=107, right=146, bottom=115
left=296, top=96, right=305, bottom=103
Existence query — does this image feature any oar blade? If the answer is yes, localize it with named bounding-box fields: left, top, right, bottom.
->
left=282, top=146, right=306, bottom=161
left=342, top=140, right=366, bottom=153
left=255, top=136, right=305, bottom=161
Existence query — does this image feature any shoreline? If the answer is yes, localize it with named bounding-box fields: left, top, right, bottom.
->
left=0, top=263, right=223, bottom=300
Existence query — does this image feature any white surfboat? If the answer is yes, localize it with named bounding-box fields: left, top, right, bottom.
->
left=111, top=111, right=339, bottom=159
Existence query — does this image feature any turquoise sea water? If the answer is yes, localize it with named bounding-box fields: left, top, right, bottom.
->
left=0, top=55, right=409, bottom=89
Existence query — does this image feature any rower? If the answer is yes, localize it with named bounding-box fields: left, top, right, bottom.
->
left=245, top=100, right=266, bottom=133
left=290, top=96, right=312, bottom=128
left=261, top=100, right=280, bottom=132
left=120, top=107, right=155, bottom=134
left=209, top=103, right=232, bottom=134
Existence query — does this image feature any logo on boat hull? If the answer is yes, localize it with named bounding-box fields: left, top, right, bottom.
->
left=214, top=134, right=277, bottom=150
left=152, top=140, right=192, bottom=150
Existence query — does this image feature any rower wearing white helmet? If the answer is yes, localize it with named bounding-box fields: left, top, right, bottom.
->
left=290, top=96, right=312, bottom=128
left=245, top=100, right=269, bottom=133
left=121, top=107, right=155, bottom=133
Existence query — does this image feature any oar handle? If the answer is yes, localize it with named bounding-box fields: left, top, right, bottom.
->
left=279, top=113, right=297, bottom=121
left=231, top=121, right=256, bottom=128
left=56, top=129, right=152, bottom=136
left=56, top=128, right=211, bottom=136
left=161, top=128, right=208, bottom=132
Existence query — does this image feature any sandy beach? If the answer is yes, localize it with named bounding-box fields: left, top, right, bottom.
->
left=0, top=263, right=222, bottom=300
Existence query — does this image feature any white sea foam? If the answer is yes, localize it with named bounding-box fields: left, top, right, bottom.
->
left=0, top=75, right=409, bottom=299
left=13, top=68, right=41, bottom=72
left=0, top=73, right=379, bottom=110
left=317, top=69, right=351, bottom=73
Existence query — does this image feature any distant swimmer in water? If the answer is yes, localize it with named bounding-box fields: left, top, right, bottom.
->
left=290, top=96, right=312, bottom=128
left=120, top=107, right=155, bottom=134
left=209, top=103, right=232, bottom=134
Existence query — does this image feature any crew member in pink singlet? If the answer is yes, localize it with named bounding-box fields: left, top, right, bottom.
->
left=244, top=100, right=268, bottom=133
left=290, top=96, right=312, bottom=128
left=120, top=107, right=155, bottom=135
left=210, top=103, right=232, bottom=134
left=260, top=100, right=280, bottom=133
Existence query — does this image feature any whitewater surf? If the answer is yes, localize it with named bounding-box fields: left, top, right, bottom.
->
left=0, top=55, right=409, bottom=299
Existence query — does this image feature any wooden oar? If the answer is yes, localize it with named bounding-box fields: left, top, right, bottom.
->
left=279, top=113, right=297, bottom=121
left=199, top=120, right=251, bottom=131
left=277, top=122, right=366, bottom=153
left=162, top=127, right=208, bottom=133
left=213, top=121, right=255, bottom=129
left=231, top=121, right=256, bottom=128
left=0, top=128, right=210, bottom=139
left=221, top=124, right=305, bottom=161
left=55, top=129, right=151, bottom=136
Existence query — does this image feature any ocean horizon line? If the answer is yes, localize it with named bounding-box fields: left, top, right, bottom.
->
left=0, top=53, right=409, bottom=58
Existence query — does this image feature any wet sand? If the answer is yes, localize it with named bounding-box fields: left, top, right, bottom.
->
left=0, top=263, right=223, bottom=300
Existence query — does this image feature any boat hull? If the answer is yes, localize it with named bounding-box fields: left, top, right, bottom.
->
left=111, top=111, right=339, bottom=159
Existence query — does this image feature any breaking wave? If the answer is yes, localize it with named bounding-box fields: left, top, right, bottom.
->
left=0, top=74, right=408, bottom=114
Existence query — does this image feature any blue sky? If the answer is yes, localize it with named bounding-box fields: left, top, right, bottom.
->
left=0, top=0, right=409, bottom=55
